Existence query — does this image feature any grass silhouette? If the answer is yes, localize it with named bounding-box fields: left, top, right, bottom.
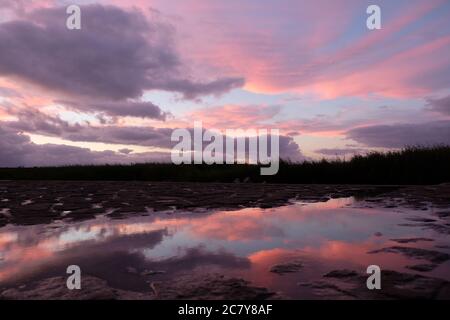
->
left=1, top=146, right=449, bottom=184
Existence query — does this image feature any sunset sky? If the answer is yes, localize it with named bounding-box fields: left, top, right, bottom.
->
left=1, top=0, right=450, bottom=166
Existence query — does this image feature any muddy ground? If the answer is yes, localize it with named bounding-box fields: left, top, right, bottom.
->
left=1, top=181, right=450, bottom=300
left=2, top=181, right=449, bottom=227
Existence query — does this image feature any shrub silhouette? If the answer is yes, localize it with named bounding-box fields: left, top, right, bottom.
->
left=1, top=146, right=449, bottom=185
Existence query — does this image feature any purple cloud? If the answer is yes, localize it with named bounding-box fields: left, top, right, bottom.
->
left=346, top=121, right=450, bottom=148
left=1, top=112, right=307, bottom=166
left=0, top=126, right=171, bottom=167
left=59, top=100, right=169, bottom=120
left=118, top=148, right=133, bottom=154
left=2, top=107, right=306, bottom=160
left=427, top=95, right=450, bottom=115
left=3, top=115, right=174, bottom=149
left=0, top=4, right=244, bottom=102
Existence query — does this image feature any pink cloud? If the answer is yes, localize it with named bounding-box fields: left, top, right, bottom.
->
left=3, top=0, right=449, bottom=98
left=313, top=35, right=450, bottom=98
left=149, top=0, right=449, bottom=98
left=188, top=104, right=281, bottom=129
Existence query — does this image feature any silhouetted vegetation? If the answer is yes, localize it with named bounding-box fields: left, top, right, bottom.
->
left=1, top=146, right=449, bottom=184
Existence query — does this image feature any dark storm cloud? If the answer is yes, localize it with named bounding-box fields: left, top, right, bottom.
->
left=0, top=126, right=171, bottom=167
left=0, top=126, right=30, bottom=167
left=3, top=107, right=307, bottom=160
left=65, top=127, right=307, bottom=161
left=0, top=123, right=306, bottom=167
left=1, top=113, right=307, bottom=166
left=346, top=120, right=450, bottom=148
left=278, top=135, right=306, bottom=161
left=427, top=95, right=450, bottom=115
left=118, top=148, right=133, bottom=154
left=2, top=107, right=174, bottom=147
left=4, top=108, right=80, bottom=136
left=0, top=4, right=244, bottom=101
left=156, top=78, right=245, bottom=100
left=63, top=125, right=175, bottom=148
left=59, top=100, right=169, bottom=120
left=2, top=104, right=306, bottom=166
left=177, top=129, right=307, bottom=162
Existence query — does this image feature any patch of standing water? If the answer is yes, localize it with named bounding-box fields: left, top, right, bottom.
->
left=0, top=197, right=449, bottom=298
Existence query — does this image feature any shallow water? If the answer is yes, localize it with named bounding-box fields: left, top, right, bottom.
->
left=1, top=197, right=449, bottom=299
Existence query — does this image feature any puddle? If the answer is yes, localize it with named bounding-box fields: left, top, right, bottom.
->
left=0, top=197, right=449, bottom=299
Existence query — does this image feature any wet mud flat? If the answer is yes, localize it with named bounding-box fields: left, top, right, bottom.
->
left=1, top=181, right=450, bottom=300
left=2, top=180, right=446, bottom=226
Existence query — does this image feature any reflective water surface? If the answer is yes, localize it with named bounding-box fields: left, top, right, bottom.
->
left=1, top=197, right=449, bottom=299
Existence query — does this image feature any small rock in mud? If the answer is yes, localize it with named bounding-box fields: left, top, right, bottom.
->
left=269, top=260, right=303, bottom=275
